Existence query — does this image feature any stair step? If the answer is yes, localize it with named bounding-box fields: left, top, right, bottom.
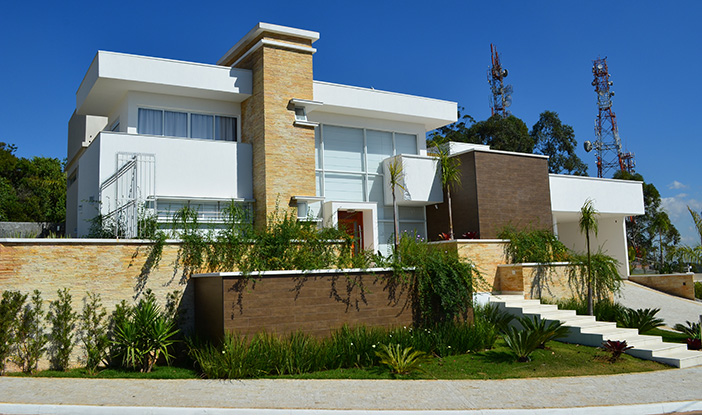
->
left=485, top=293, right=702, bottom=368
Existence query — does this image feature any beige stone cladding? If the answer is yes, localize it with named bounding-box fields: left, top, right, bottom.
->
left=430, top=240, right=508, bottom=291
left=629, top=274, right=695, bottom=300
left=235, top=31, right=316, bottom=228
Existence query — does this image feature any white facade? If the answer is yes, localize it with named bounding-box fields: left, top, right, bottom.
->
left=550, top=174, right=645, bottom=276
left=66, top=36, right=456, bottom=247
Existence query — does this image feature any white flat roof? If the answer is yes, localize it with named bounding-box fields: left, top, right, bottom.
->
left=76, top=51, right=253, bottom=115
left=550, top=174, right=645, bottom=220
left=312, top=81, right=457, bottom=131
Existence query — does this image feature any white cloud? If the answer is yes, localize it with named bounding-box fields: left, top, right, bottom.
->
left=668, top=180, right=688, bottom=190
left=661, top=195, right=702, bottom=246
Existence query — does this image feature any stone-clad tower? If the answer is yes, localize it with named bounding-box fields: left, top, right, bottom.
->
left=219, top=23, right=319, bottom=227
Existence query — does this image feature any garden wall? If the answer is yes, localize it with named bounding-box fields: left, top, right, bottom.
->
left=430, top=239, right=508, bottom=291
left=496, top=263, right=577, bottom=300
left=193, top=269, right=413, bottom=340
left=0, top=239, right=191, bottom=325
left=628, top=273, right=695, bottom=300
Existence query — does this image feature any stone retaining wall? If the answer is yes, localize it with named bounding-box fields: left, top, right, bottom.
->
left=628, top=273, right=695, bottom=300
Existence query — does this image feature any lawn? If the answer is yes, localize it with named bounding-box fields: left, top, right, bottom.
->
left=6, top=365, right=199, bottom=379
left=273, top=339, right=670, bottom=380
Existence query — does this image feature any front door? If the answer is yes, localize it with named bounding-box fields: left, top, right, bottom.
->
left=338, top=211, right=364, bottom=254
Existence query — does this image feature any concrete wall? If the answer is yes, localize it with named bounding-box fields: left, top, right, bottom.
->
left=0, top=223, right=63, bottom=238
left=556, top=216, right=629, bottom=277
left=193, top=269, right=413, bottom=339
left=629, top=273, right=695, bottom=300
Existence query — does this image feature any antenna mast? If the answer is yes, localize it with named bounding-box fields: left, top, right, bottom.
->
left=586, top=57, right=635, bottom=177
left=488, top=44, right=512, bottom=118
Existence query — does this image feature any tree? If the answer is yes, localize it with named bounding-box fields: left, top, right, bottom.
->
left=613, top=171, right=680, bottom=271
left=677, top=206, right=702, bottom=266
left=530, top=111, right=588, bottom=175
left=0, top=142, right=66, bottom=223
left=387, top=157, right=405, bottom=257
left=437, top=147, right=462, bottom=239
left=429, top=112, right=533, bottom=154
left=579, top=199, right=598, bottom=316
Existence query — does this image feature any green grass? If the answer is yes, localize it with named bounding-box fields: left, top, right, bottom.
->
left=643, top=328, right=689, bottom=344
left=7, top=365, right=199, bottom=379
left=271, top=339, right=670, bottom=380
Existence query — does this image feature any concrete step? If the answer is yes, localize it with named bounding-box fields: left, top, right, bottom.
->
left=486, top=293, right=702, bottom=368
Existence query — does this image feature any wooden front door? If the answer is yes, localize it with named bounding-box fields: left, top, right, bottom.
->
left=338, top=211, right=364, bottom=254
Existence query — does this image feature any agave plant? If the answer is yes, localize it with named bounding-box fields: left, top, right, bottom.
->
left=375, top=343, right=429, bottom=375
left=517, top=316, right=570, bottom=348
left=617, top=308, right=664, bottom=334
left=601, top=340, right=633, bottom=363
left=503, top=326, right=543, bottom=362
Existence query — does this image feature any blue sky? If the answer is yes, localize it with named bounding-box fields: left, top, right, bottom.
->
left=1, top=1, right=700, bottom=244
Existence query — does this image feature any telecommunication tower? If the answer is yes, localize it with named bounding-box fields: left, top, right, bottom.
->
left=584, top=57, right=635, bottom=178
left=488, top=44, right=512, bottom=118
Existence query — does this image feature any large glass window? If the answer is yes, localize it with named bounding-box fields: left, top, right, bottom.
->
left=137, top=109, right=163, bottom=136
left=137, top=108, right=237, bottom=141
left=316, top=124, right=424, bottom=254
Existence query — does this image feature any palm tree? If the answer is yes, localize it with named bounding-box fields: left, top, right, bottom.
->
left=579, top=199, right=599, bottom=316
left=678, top=206, right=702, bottom=265
left=387, top=156, right=405, bottom=257
left=437, top=147, right=461, bottom=239
left=652, top=211, right=671, bottom=271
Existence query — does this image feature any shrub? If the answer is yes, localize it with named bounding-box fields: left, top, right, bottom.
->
left=567, top=252, right=623, bottom=300
left=375, top=343, right=429, bottom=375
left=0, top=291, right=27, bottom=374
left=111, top=292, right=179, bottom=372
left=498, top=226, right=570, bottom=264
left=503, top=326, right=543, bottom=362
left=601, top=340, right=633, bottom=363
left=47, top=288, right=78, bottom=371
left=477, top=303, right=514, bottom=334
left=12, top=290, right=47, bottom=373
left=673, top=321, right=701, bottom=339
left=80, top=292, right=110, bottom=374
left=517, top=316, right=570, bottom=348
left=617, top=308, right=665, bottom=334
left=695, top=282, right=702, bottom=300
left=395, top=233, right=482, bottom=325
left=549, top=297, right=627, bottom=323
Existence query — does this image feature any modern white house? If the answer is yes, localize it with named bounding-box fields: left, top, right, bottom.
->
left=66, top=22, right=644, bottom=273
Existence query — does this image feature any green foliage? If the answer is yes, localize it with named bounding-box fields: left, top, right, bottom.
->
left=567, top=252, right=622, bottom=301
left=0, top=291, right=27, bottom=374
left=695, top=282, right=702, bottom=300
left=617, top=308, right=665, bottom=334
left=12, top=290, right=47, bottom=373
left=502, top=325, right=543, bottom=362
left=0, top=142, right=66, bottom=223
left=517, top=316, right=570, bottom=348
left=677, top=207, right=702, bottom=266
left=548, top=297, right=627, bottom=324
left=600, top=340, right=633, bottom=363
left=375, top=343, right=429, bottom=375
left=478, top=303, right=514, bottom=334
left=79, top=292, right=109, bottom=374
left=46, top=288, right=77, bottom=371
left=188, top=320, right=498, bottom=379
left=435, top=146, right=461, bottom=239
left=387, top=156, right=405, bottom=254
left=673, top=321, right=701, bottom=339
left=613, top=171, right=681, bottom=271
left=111, top=291, right=179, bottom=372
left=530, top=111, right=588, bottom=175
left=395, top=233, right=482, bottom=325
left=498, top=226, right=570, bottom=264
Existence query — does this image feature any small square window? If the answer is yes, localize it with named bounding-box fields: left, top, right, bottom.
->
left=294, top=107, right=307, bottom=121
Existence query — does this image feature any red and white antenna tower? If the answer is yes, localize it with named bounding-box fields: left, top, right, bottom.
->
left=584, top=57, right=635, bottom=178
left=488, top=44, right=512, bottom=118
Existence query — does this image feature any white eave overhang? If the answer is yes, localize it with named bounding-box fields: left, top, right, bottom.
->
left=549, top=174, right=645, bottom=221
left=76, top=51, right=253, bottom=116
left=312, top=81, right=457, bottom=131
left=218, top=22, right=320, bottom=66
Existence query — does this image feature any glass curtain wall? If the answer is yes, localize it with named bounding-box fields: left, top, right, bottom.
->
left=315, top=124, right=426, bottom=254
